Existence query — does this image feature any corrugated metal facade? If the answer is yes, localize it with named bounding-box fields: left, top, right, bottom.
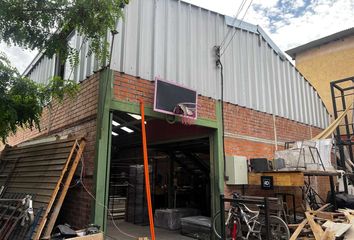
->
left=24, top=32, right=99, bottom=84
left=24, top=55, right=56, bottom=85
left=110, top=0, right=329, bottom=128
left=63, top=31, right=100, bottom=82
left=23, top=0, right=329, bottom=128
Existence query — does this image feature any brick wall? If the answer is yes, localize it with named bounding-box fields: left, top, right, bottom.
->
left=223, top=103, right=328, bottom=208
left=5, top=73, right=100, bottom=228
left=113, top=72, right=216, bottom=120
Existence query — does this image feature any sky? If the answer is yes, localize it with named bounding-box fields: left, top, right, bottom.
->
left=1, top=0, right=354, bottom=73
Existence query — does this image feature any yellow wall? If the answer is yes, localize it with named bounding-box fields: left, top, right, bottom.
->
left=295, top=35, right=354, bottom=116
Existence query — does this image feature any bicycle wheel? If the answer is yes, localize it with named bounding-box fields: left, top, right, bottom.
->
left=212, top=210, right=241, bottom=240
left=260, top=216, right=290, bottom=240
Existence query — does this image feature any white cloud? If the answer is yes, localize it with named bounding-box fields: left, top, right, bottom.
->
left=184, top=0, right=354, bottom=52
left=0, top=42, right=38, bottom=74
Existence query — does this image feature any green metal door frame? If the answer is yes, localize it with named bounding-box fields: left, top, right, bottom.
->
left=93, top=68, right=113, bottom=230
left=93, top=70, right=224, bottom=231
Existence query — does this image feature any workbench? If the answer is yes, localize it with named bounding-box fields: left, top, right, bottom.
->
left=248, top=170, right=341, bottom=214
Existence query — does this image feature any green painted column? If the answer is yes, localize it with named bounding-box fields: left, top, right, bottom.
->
left=93, top=68, right=113, bottom=230
left=210, top=101, right=225, bottom=240
left=211, top=101, right=224, bottom=216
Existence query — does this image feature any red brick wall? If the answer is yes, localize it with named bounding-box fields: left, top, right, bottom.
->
left=5, top=73, right=100, bottom=229
left=113, top=72, right=216, bottom=120
left=223, top=103, right=327, bottom=208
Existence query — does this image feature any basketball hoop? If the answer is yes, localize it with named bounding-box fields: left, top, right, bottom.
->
left=173, top=102, right=196, bottom=125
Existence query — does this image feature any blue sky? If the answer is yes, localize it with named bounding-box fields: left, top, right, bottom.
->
left=184, top=0, right=353, bottom=49
left=1, top=0, right=353, bottom=72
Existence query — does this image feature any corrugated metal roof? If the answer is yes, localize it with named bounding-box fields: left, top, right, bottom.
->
left=286, top=27, right=354, bottom=59
left=22, top=0, right=329, bottom=129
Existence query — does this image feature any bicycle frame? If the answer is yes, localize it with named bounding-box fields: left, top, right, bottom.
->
left=225, top=203, right=264, bottom=239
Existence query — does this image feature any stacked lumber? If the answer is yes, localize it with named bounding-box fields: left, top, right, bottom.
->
left=0, top=136, right=86, bottom=239
left=289, top=204, right=354, bottom=239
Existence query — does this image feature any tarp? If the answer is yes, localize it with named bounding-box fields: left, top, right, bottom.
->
left=275, top=139, right=334, bottom=171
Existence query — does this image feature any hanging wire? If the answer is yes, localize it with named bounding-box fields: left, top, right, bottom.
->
left=219, top=0, right=248, bottom=49
left=220, top=0, right=254, bottom=56
left=75, top=143, right=138, bottom=239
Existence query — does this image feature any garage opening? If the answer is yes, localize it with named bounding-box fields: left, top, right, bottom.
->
left=106, top=110, right=213, bottom=239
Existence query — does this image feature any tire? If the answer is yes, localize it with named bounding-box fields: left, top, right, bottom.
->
left=260, top=216, right=290, bottom=240
left=212, top=210, right=241, bottom=240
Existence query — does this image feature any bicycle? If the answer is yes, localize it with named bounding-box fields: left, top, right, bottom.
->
left=212, top=194, right=290, bottom=240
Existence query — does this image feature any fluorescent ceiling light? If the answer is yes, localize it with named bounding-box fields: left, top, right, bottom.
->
left=121, top=127, right=134, bottom=133
left=128, top=113, right=142, bottom=120
left=112, top=120, right=120, bottom=126
left=112, top=131, right=119, bottom=136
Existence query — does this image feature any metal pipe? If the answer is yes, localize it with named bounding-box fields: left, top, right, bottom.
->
left=139, top=99, right=156, bottom=240
left=220, top=194, right=226, bottom=239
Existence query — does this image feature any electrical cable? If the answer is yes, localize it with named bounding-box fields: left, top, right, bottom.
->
left=219, top=0, right=247, bottom=49
left=216, top=58, right=228, bottom=181
left=220, top=0, right=254, bottom=56
left=75, top=143, right=138, bottom=239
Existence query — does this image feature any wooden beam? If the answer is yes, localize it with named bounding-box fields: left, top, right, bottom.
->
left=306, top=212, right=324, bottom=240
left=290, top=219, right=308, bottom=240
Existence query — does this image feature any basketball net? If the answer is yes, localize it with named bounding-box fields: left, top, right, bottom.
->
left=173, top=103, right=196, bottom=125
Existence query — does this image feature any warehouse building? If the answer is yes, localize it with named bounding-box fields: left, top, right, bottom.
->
left=5, top=0, right=329, bottom=238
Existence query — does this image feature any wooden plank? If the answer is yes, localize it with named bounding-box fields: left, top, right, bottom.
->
left=68, top=233, right=104, bottom=240
left=320, top=227, right=335, bottom=240
left=10, top=158, right=68, bottom=168
left=33, top=196, right=52, bottom=204
left=322, top=220, right=351, bottom=238
left=248, top=172, right=304, bottom=186
left=1, top=164, right=65, bottom=173
left=5, top=140, right=75, bottom=155
left=339, top=209, right=354, bottom=240
left=306, top=212, right=324, bottom=240
left=290, top=219, right=308, bottom=240
left=34, top=139, right=78, bottom=240
left=2, top=153, right=70, bottom=163
left=8, top=182, right=57, bottom=189
left=5, top=147, right=73, bottom=158
left=6, top=138, right=75, bottom=152
left=314, top=212, right=335, bottom=221
left=4, top=159, right=68, bottom=171
left=317, top=204, right=331, bottom=212
left=43, top=139, right=86, bottom=238
left=4, top=176, right=59, bottom=183
left=6, top=187, right=54, bottom=196
left=0, top=171, right=62, bottom=178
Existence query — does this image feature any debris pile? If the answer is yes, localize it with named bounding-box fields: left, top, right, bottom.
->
left=289, top=204, right=354, bottom=240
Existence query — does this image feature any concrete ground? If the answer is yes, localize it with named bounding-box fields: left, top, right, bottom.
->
left=106, top=220, right=194, bottom=240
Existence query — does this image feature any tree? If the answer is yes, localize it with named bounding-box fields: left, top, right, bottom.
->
left=0, top=53, right=78, bottom=142
left=0, top=0, right=129, bottom=142
left=0, top=0, right=129, bottom=61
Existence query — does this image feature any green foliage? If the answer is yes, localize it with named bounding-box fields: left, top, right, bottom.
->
left=0, top=0, right=129, bottom=63
left=0, top=0, right=130, bottom=142
left=0, top=53, right=79, bottom=143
